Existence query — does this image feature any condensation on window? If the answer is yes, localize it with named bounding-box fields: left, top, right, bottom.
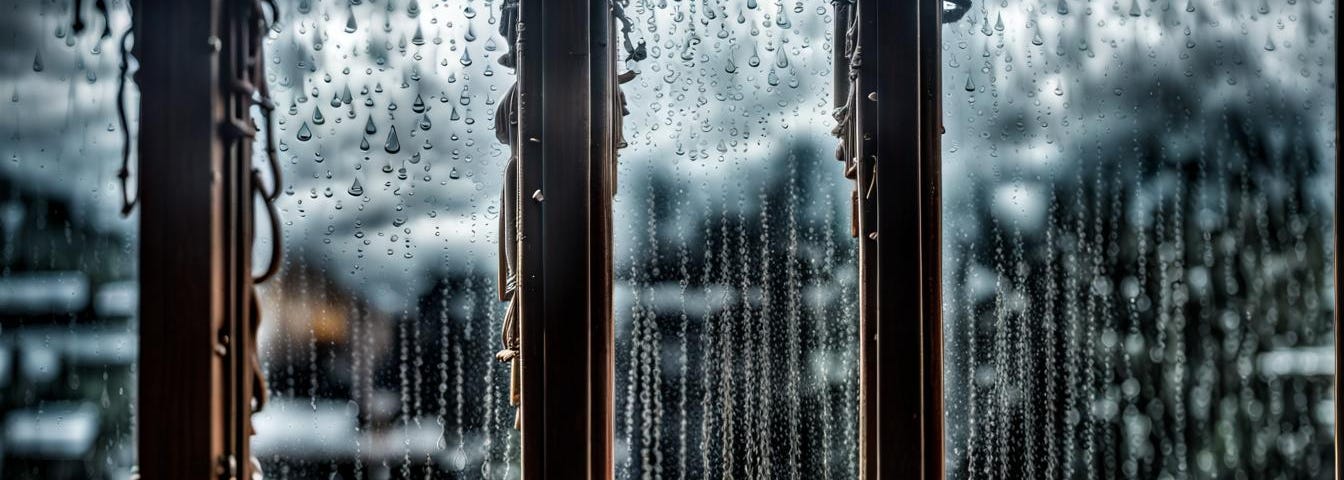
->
left=941, top=1, right=1336, bottom=478
left=253, top=0, right=517, bottom=477
left=613, top=1, right=858, bottom=479
left=0, top=0, right=139, bottom=478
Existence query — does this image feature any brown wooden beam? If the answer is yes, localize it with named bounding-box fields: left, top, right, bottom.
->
left=516, top=0, right=544, bottom=472
left=138, top=0, right=259, bottom=477
left=517, top=0, right=611, bottom=478
left=589, top=3, right=616, bottom=479
left=860, top=0, right=942, bottom=478
left=872, top=0, right=922, bottom=475
left=918, top=1, right=944, bottom=477
left=136, top=0, right=227, bottom=478
left=220, top=0, right=260, bottom=477
left=852, top=1, right=879, bottom=477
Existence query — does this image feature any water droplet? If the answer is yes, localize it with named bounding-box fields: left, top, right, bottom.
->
left=297, top=122, right=313, bottom=141
left=32, top=50, right=43, bottom=72
left=348, top=178, right=364, bottom=196
left=384, top=126, right=401, bottom=154
left=365, top=116, right=378, bottom=135
left=312, top=107, right=326, bottom=125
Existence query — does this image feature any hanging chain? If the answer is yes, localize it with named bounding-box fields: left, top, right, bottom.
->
left=68, top=0, right=138, bottom=217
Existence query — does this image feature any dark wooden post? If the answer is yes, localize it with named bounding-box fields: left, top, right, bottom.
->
left=136, top=0, right=228, bottom=478
left=851, top=0, right=880, bottom=475
left=853, top=0, right=943, bottom=478
left=849, top=0, right=881, bottom=475
left=137, top=0, right=257, bottom=477
left=516, top=0, right=614, bottom=477
left=916, top=1, right=945, bottom=476
left=589, top=2, right=616, bottom=478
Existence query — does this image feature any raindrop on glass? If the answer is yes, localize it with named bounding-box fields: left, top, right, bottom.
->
left=384, top=126, right=401, bottom=154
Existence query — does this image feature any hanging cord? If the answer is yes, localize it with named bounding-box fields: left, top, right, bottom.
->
left=242, top=0, right=282, bottom=454
left=72, top=0, right=138, bottom=217
left=116, top=3, right=136, bottom=216
left=250, top=0, right=283, bottom=284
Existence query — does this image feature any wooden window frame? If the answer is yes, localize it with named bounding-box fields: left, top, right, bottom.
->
left=844, top=1, right=945, bottom=478
left=137, top=0, right=254, bottom=478
left=512, top=0, right=616, bottom=478
left=132, top=0, right=1343, bottom=479
left=134, top=0, right=621, bottom=478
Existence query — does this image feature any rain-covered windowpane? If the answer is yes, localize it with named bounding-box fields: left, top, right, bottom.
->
left=942, top=1, right=1336, bottom=478
left=0, top=1, right=139, bottom=478
left=253, top=0, right=517, bottom=477
left=613, top=2, right=858, bottom=479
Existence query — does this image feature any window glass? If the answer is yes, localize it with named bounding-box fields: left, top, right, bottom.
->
left=0, top=0, right=139, bottom=478
left=941, top=1, right=1337, bottom=478
left=254, top=0, right=518, bottom=477
left=613, top=1, right=858, bottom=478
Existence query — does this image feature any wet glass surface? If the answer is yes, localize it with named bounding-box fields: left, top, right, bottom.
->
left=0, top=1, right=139, bottom=478
left=612, top=1, right=859, bottom=478
left=941, top=1, right=1338, bottom=478
left=253, top=0, right=518, bottom=477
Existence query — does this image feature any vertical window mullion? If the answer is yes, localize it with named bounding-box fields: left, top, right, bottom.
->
left=515, top=0, right=614, bottom=477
